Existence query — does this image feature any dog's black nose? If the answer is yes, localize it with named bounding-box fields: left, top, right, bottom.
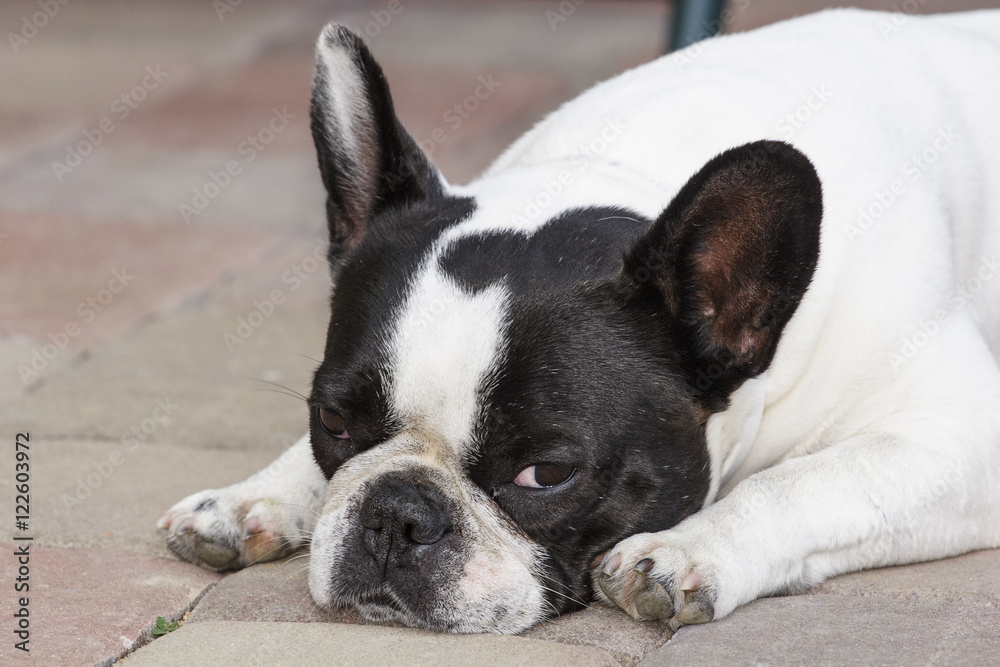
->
left=359, top=476, right=452, bottom=576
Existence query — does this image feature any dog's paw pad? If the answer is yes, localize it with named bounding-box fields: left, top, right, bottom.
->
left=676, top=587, right=715, bottom=624
left=593, top=536, right=717, bottom=626
left=634, top=576, right=675, bottom=621
left=159, top=490, right=305, bottom=571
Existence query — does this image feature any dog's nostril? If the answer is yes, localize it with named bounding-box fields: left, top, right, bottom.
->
left=361, top=525, right=381, bottom=558
left=406, top=517, right=449, bottom=545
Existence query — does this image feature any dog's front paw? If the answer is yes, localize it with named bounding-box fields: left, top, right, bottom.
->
left=593, top=533, right=718, bottom=626
left=157, top=487, right=308, bottom=571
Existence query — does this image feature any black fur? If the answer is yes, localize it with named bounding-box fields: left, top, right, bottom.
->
left=439, top=207, right=649, bottom=293
left=623, top=140, right=822, bottom=410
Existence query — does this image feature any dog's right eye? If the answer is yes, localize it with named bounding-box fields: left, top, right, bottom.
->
left=317, top=407, right=350, bottom=439
left=513, top=463, right=576, bottom=488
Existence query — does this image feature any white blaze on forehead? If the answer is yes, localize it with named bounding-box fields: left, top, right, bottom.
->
left=388, top=262, right=508, bottom=457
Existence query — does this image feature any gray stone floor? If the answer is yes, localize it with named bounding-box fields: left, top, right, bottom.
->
left=2, top=1, right=998, bottom=665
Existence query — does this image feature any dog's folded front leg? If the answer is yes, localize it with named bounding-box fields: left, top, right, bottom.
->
left=158, top=434, right=327, bottom=571
left=595, top=426, right=1000, bottom=625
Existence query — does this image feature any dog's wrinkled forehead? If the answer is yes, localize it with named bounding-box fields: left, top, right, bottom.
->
left=321, top=201, right=649, bottom=461
left=387, top=251, right=508, bottom=458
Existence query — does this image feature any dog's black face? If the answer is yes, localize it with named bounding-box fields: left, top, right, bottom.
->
left=306, top=27, right=821, bottom=633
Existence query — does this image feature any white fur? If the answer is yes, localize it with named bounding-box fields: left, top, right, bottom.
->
left=562, top=9, right=1000, bottom=619
left=314, top=26, right=371, bottom=161
left=387, top=261, right=509, bottom=462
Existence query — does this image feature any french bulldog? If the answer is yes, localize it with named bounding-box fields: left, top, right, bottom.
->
left=158, top=9, right=1000, bottom=634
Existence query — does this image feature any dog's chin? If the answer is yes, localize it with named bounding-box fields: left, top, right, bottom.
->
left=310, top=550, right=553, bottom=634
left=318, top=588, right=549, bottom=635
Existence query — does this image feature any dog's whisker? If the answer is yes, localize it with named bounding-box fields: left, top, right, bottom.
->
left=536, top=576, right=589, bottom=609
left=596, top=215, right=640, bottom=223
left=249, top=387, right=309, bottom=403
left=245, top=378, right=310, bottom=402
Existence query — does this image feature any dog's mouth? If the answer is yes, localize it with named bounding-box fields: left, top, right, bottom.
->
left=347, top=588, right=427, bottom=629
left=327, top=581, right=489, bottom=633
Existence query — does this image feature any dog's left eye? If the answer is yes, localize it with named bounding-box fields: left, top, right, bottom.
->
left=513, top=464, right=576, bottom=488
left=317, top=407, right=350, bottom=439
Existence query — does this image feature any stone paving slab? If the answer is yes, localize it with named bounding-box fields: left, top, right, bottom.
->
left=0, top=544, right=220, bottom=666
left=641, top=549, right=1000, bottom=666
left=0, top=336, right=47, bottom=404
left=806, top=548, right=1000, bottom=606
left=110, top=54, right=315, bottom=155
left=0, top=0, right=326, bottom=176
left=0, top=147, right=328, bottom=230
left=187, top=553, right=670, bottom=666
left=1, top=213, right=278, bottom=355
left=2, top=237, right=330, bottom=450
left=171, top=547, right=1000, bottom=666
left=0, top=0, right=323, bottom=118
left=640, top=592, right=1000, bottom=666
left=0, top=439, right=292, bottom=556
left=123, top=620, right=620, bottom=667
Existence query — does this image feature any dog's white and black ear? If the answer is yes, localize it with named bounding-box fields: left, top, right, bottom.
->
left=625, top=141, right=822, bottom=399
left=311, top=24, right=444, bottom=256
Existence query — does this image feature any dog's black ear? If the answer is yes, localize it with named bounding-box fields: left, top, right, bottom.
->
left=311, top=24, right=443, bottom=258
left=624, top=141, right=822, bottom=400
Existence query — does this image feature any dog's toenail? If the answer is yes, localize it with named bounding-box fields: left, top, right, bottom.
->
left=602, top=553, right=623, bottom=576
left=635, top=558, right=654, bottom=574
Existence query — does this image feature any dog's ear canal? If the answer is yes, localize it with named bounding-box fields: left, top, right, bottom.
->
left=624, top=140, right=822, bottom=400
left=310, top=24, right=444, bottom=256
